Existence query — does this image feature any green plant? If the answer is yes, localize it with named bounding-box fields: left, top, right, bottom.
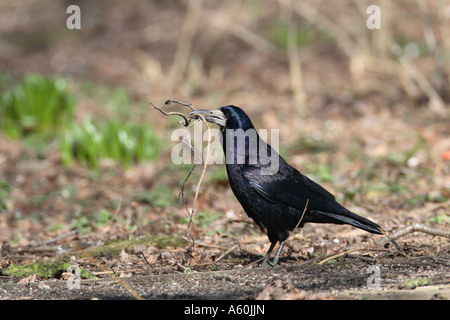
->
left=309, top=163, right=335, bottom=183
left=70, top=209, right=120, bottom=234
left=148, top=185, right=177, bottom=208
left=71, top=215, right=94, bottom=234
left=399, top=277, right=433, bottom=290
left=0, top=262, right=94, bottom=279
left=48, top=223, right=65, bottom=233
left=180, top=210, right=221, bottom=230
left=428, top=213, right=450, bottom=225
left=208, top=166, right=228, bottom=183
left=60, top=117, right=162, bottom=169
left=270, top=19, right=331, bottom=50
left=0, top=74, right=75, bottom=139
left=0, top=178, right=12, bottom=210
left=96, top=209, right=117, bottom=228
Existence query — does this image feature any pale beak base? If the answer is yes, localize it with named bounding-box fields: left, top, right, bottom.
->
left=189, top=109, right=227, bottom=127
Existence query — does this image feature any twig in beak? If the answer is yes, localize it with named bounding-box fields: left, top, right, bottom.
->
left=165, top=99, right=196, bottom=111
left=187, top=112, right=211, bottom=242
left=149, top=100, right=192, bottom=127
left=151, top=99, right=212, bottom=246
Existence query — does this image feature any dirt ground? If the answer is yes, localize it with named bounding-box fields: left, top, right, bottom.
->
left=0, top=0, right=449, bottom=300
left=1, top=255, right=449, bottom=300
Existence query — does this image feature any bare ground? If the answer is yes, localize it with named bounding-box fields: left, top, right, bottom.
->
left=1, top=254, right=449, bottom=300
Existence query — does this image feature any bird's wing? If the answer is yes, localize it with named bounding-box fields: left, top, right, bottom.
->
left=243, top=168, right=335, bottom=210
left=298, top=174, right=335, bottom=200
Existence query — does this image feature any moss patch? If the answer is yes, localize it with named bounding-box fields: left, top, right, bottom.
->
left=1, top=262, right=94, bottom=279
left=54, top=234, right=189, bottom=261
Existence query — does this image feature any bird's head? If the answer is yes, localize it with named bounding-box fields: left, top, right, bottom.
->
left=189, top=105, right=254, bottom=130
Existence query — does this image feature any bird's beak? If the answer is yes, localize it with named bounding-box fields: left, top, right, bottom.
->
left=189, top=109, right=227, bottom=127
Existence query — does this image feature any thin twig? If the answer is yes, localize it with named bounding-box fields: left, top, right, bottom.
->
left=389, top=223, right=450, bottom=240
left=149, top=100, right=191, bottom=127
left=318, top=247, right=404, bottom=265
left=186, top=113, right=211, bottom=244
left=287, top=199, right=309, bottom=242
left=317, top=222, right=450, bottom=265
left=87, top=258, right=145, bottom=300
left=151, top=99, right=213, bottom=246
left=35, top=229, right=79, bottom=246
left=216, top=244, right=238, bottom=262
left=186, top=245, right=239, bottom=268
left=165, top=99, right=195, bottom=111
left=137, top=252, right=161, bottom=275
left=179, top=164, right=197, bottom=205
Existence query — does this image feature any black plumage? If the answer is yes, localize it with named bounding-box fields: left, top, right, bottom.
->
left=190, top=105, right=383, bottom=265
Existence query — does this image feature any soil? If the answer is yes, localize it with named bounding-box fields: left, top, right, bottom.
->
left=1, top=254, right=449, bottom=300
left=1, top=226, right=449, bottom=300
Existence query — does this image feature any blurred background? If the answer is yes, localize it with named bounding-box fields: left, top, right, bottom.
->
left=0, top=0, right=449, bottom=262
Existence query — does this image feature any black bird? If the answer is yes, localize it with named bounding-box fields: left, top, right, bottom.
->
left=190, top=106, right=384, bottom=265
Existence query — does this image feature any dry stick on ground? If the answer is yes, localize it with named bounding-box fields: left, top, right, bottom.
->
left=317, top=226, right=403, bottom=265
left=190, top=244, right=239, bottom=268
left=381, top=200, right=450, bottom=249
left=35, top=229, right=79, bottom=246
left=137, top=252, right=161, bottom=275
left=389, top=223, right=450, bottom=241
left=318, top=247, right=404, bottom=265
left=87, top=258, right=145, bottom=300
left=215, top=244, right=239, bottom=262
left=318, top=224, right=450, bottom=265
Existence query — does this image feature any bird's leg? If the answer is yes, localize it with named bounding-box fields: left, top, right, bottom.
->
left=260, top=241, right=277, bottom=265
left=271, top=241, right=287, bottom=266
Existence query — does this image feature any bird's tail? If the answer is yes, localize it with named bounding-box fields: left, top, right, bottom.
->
left=318, top=209, right=384, bottom=235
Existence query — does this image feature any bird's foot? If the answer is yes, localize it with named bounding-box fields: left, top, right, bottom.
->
left=265, top=260, right=277, bottom=267
left=258, top=256, right=277, bottom=267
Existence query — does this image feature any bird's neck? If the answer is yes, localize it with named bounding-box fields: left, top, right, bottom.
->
left=221, top=127, right=269, bottom=166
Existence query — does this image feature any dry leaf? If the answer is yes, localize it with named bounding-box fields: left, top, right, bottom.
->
left=18, top=274, right=37, bottom=285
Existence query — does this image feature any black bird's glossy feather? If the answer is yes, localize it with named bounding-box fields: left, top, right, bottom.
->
left=201, top=105, right=383, bottom=264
